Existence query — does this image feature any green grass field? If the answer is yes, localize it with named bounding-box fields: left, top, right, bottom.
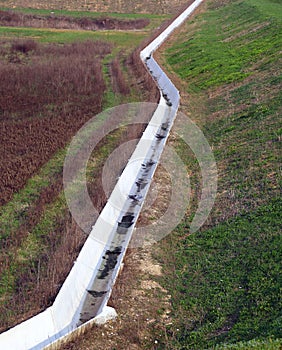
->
left=154, top=0, right=281, bottom=348
left=0, top=25, right=146, bottom=44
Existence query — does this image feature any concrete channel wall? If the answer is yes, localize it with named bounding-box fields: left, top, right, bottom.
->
left=0, top=1, right=204, bottom=349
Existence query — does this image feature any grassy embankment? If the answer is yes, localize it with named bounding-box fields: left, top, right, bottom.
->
left=152, top=0, right=281, bottom=349
left=0, top=9, right=165, bottom=332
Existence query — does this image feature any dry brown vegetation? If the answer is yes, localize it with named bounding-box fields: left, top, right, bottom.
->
left=0, top=39, right=110, bottom=206
left=0, top=0, right=189, bottom=14
left=1, top=213, right=86, bottom=331
left=0, top=10, right=150, bottom=31
left=110, top=56, right=130, bottom=95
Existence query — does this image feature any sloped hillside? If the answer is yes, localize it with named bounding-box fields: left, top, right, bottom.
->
left=154, top=0, right=282, bottom=348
